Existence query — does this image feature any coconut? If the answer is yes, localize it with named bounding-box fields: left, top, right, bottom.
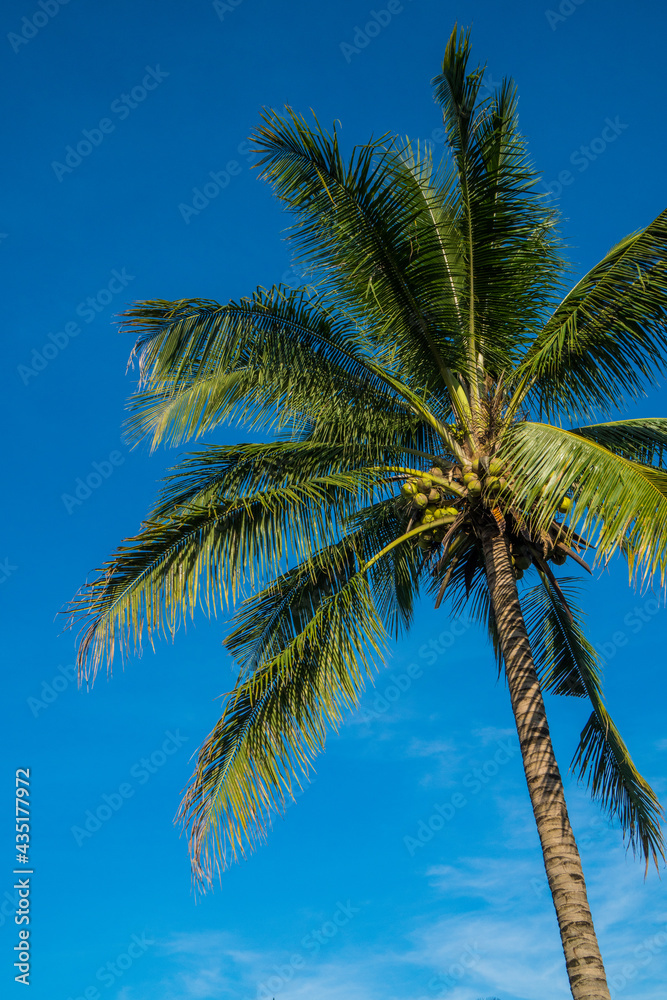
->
left=401, top=482, right=418, bottom=497
left=428, top=488, right=441, bottom=502
left=444, top=506, right=458, bottom=516
left=471, top=457, right=482, bottom=475
left=430, top=466, right=444, bottom=478
left=486, top=476, right=501, bottom=494
left=417, top=475, right=433, bottom=490
left=488, top=458, right=503, bottom=476
left=552, top=550, right=567, bottom=565
left=515, top=555, right=531, bottom=571
left=414, top=493, right=429, bottom=508
left=467, top=478, right=482, bottom=494
left=515, top=568, right=524, bottom=580
left=421, top=511, right=435, bottom=524
left=558, top=497, right=573, bottom=514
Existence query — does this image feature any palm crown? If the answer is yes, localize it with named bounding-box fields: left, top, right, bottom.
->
left=69, top=27, right=666, bottom=904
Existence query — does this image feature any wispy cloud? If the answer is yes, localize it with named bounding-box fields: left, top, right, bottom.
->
left=470, top=726, right=516, bottom=746
left=406, top=739, right=457, bottom=758
left=141, top=790, right=666, bottom=1000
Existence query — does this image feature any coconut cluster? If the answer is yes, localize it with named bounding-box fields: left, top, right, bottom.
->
left=400, top=470, right=459, bottom=551
left=399, top=456, right=576, bottom=572
left=509, top=529, right=569, bottom=579
left=509, top=540, right=532, bottom=580
left=461, top=456, right=508, bottom=498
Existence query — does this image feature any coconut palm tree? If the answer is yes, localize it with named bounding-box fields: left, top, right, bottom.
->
left=68, top=26, right=667, bottom=1000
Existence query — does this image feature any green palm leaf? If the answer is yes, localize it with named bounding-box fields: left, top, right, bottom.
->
left=520, top=574, right=664, bottom=871
left=572, top=417, right=667, bottom=466
left=252, top=108, right=463, bottom=391
left=520, top=210, right=667, bottom=421
left=69, top=444, right=407, bottom=676
left=433, top=26, right=563, bottom=383
left=178, top=566, right=388, bottom=885
left=503, top=420, right=667, bottom=581
left=123, top=287, right=442, bottom=449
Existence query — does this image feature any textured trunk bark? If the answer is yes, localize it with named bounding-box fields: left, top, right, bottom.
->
left=480, top=521, right=610, bottom=1000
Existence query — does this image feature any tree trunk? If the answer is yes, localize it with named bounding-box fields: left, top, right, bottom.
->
left=480, top=521, right=610, bottom=1000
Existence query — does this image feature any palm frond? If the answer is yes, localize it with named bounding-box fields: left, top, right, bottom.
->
left=503, top=420, right=667, bottom=584
left=179, top=570, right=387, bottom=885
left=432, top=26, right=564, bottom=383
left=122, top=288, right=429, bottom=449
left=520, top=209, right=667, bottom=421
left=572, top=417, right=667, bottom=466
left=68, top=445, right=403, bottom=677
left=520, top=574, right=665, bottom=870
left=224, top=495, right=421, bottom=679
left=251, top=107, right=466, bottom=396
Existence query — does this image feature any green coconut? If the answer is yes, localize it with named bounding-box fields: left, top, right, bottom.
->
left=552, top=549, right=567, bottom=565
left=558, top=496, right=573, bottom=514
left=428, top=488, right=441, bottom=502
left=515, top=568, right=524, bottom=580
left=471, top=457, right=482, bottom=475
left=401, top=481, right=418, bottom=497
left=467, top=478, right=482, bottom=494
left=421, top=511, right=435, bottom=524
left=488, top=458, right=503, bottom=476
left=417, top=475, right=433, bottom=490
left=414, top=493, right=429, bottom=508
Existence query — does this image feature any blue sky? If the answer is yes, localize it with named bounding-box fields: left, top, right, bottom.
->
left=3, top=1, right=667, bottom=998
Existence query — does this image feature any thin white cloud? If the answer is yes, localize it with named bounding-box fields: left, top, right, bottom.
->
left=470, top=726, right=515, bottom=746
left=147, top=788, right=666, bottom=1000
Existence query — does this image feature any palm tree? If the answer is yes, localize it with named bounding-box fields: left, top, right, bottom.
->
left=67, top=26, right=667, bottom=1000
